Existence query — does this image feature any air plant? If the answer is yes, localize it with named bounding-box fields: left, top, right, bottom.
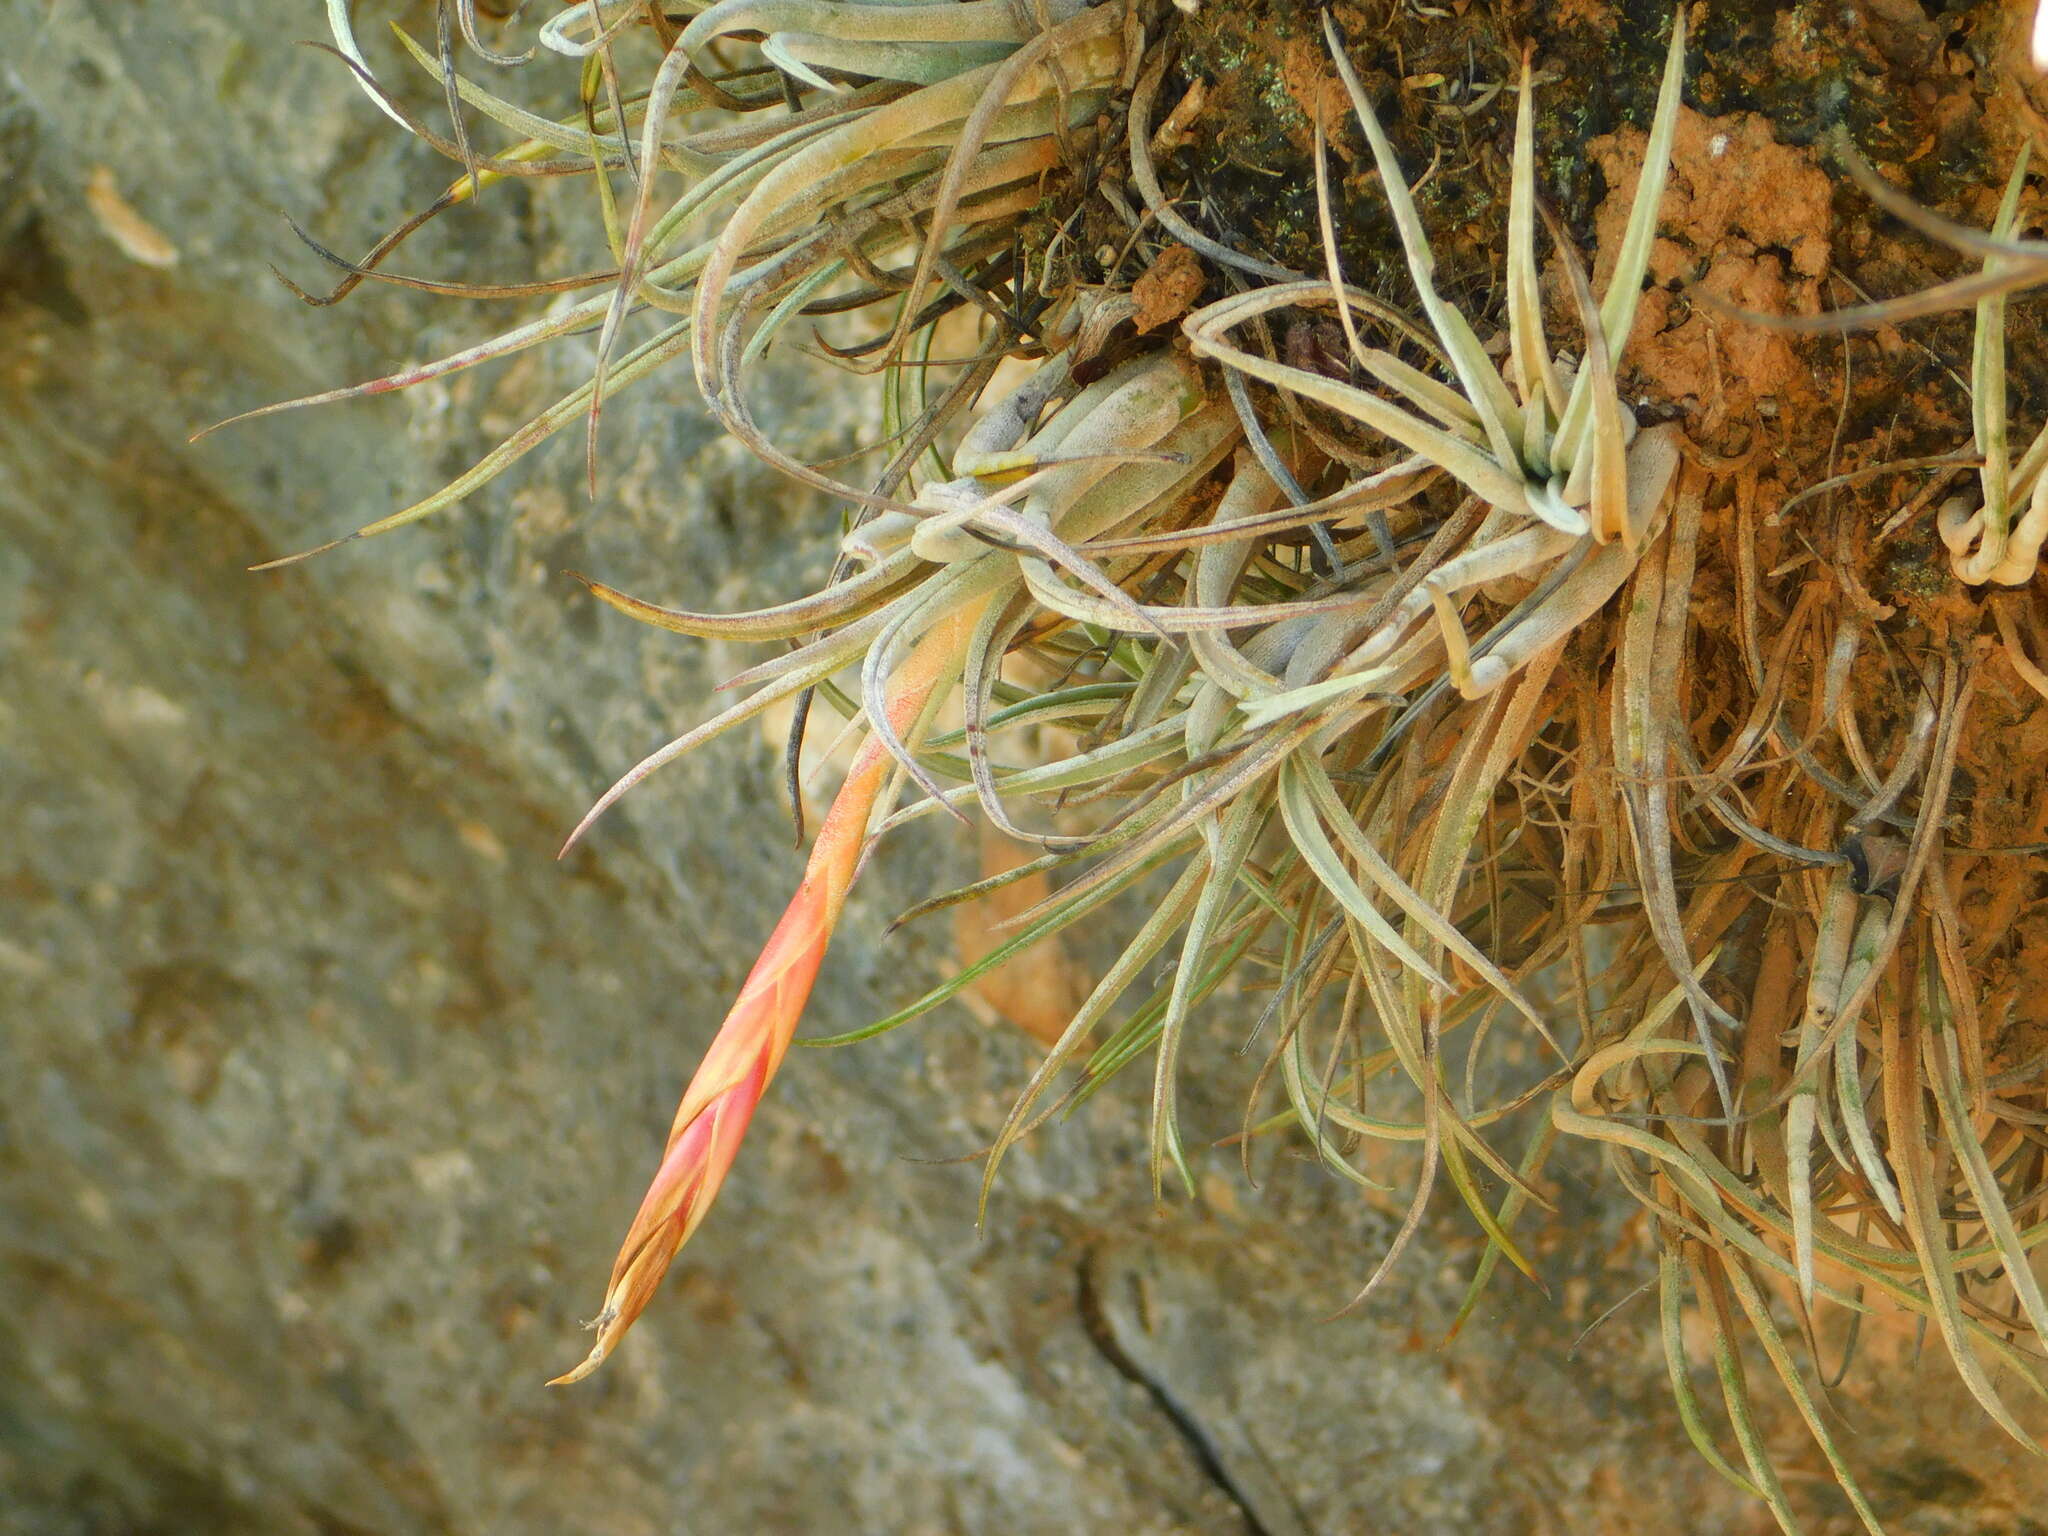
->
left=238, top=3, right=2048, bottom=1529
left=1513, top=122, right=2048, bottom=1533
left=208, top=0, right=1126, bottom=561
left=1741, top=141, right=2048, bottom=591
left=550, top=1, right=1701, bottom=1380
left=1716, top=80, right=2048, bottom=597
left=1934, top=148, right=2048, bottom=587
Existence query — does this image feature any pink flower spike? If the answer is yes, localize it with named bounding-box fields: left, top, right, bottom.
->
left=551, top=601, right=982, bottom=1384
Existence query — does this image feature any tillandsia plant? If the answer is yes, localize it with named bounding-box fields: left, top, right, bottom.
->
left=542, top=6, right=1699, bottom=1381
left=1751, top=141, right=2048, bottom=592
left=212, top=0, right=1128, bottom=559
left=226, top=1, right=2048, bottom=1528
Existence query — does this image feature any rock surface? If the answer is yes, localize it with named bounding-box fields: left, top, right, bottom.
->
left=1, top=4, right=2042, bottom=1534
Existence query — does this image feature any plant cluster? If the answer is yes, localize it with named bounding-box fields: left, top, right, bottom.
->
left=228, top=3, right=2048, bottom=1527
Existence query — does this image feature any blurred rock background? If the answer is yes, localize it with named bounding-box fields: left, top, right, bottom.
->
left=1, top=4, right=2043, bottom=1533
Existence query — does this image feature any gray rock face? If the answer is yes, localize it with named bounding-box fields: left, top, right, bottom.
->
left=3, top=5, right=2041, bottom=1534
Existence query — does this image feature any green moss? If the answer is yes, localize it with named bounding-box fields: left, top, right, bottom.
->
left=1882, top=536, right=1954, bottom=601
